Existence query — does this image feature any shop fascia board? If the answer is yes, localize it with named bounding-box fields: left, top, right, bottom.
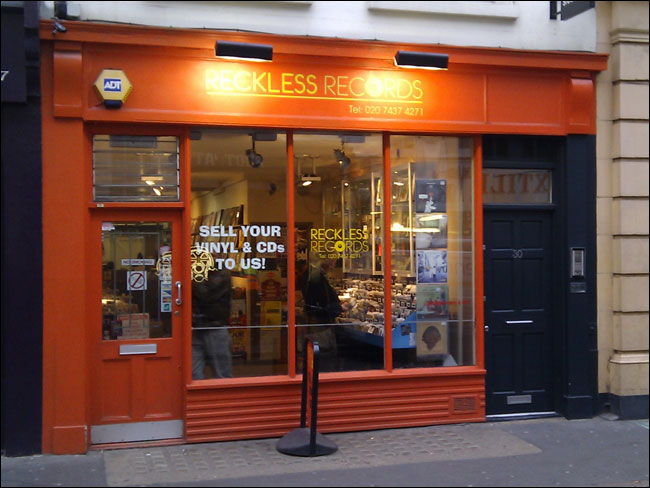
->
left=39, top=19, right=609, bottom=73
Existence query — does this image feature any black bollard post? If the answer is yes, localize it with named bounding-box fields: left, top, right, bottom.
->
left=276, top=337, right=338, bottom=457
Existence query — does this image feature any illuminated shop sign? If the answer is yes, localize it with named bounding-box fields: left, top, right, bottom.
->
left=205, top=68, right=424, bottom=103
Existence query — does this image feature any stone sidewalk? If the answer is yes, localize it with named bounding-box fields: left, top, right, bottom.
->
left=2, top=416, right=648, bottom=487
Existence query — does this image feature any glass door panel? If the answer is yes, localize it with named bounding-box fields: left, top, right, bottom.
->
left=101, top=221, right=173, bottom=340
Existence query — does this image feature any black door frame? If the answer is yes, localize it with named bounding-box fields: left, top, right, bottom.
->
left=481, top=135, right=598, bottom=420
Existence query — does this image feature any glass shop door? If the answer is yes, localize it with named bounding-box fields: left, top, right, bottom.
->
left=90, top=210, right=184, bottom=445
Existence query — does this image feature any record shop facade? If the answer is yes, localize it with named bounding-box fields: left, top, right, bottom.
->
left=39, top=20, right=607, bottom=454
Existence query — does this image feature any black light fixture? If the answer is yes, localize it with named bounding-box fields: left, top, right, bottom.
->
left=215, top=41, right=273, bottom=62
left=334, top=141, right=351, bottom=170
left=246, top=137, right=263, bottom=168
left=394, top=51, right=448, bottom=70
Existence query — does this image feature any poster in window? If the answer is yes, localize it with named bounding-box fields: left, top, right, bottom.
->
left=414, top=213, right=448, bottom=249
left=416, top=284, right=449, bottom=320
left=415, top=321, right=448, bottom=358
left=117, top=313, right=150, bottom=340
left=414, top=179, right=446, bottom=213
left=416, top=250, right=447, bottom=283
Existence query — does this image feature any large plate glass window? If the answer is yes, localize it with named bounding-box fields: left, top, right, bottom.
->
left=390, top=136, right=475, bottom=368
left=93, top=135, right=179, bottom=201
left=190, top=129, right=287, bottom=379
left=293, top=132, right=383, bottom=373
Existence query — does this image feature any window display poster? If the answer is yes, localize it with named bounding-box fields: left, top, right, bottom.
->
left=416, top=284, right=449, bottom=320
left=414, top=213, right=448, bottom=249
left=416, top=321, right=448, bottom=358
left=117, top=313, right=150, bottom=340
left=416, top=250, right=447, bottom=283
left=261, top=300, right=282, bottom=326
left=414, top=179, right=446, bottom=213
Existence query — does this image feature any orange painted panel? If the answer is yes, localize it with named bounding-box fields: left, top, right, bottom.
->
left=53, top=42, right=83, bottom=117
left=185, top=371, right=485, bottom=443
left=568, top=77, right=595, bottom=133
left=99, top=358, right=133, bottom=422
left=143, top=357, right=178, bottom=419
left=80, top=51, right=486, bottom=130
left=487, top=73, right=564, bottom=129
left=42, top=20, right=607, bottom=134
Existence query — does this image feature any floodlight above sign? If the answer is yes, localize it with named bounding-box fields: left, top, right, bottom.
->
left=93, top=69, right=133, bottom=108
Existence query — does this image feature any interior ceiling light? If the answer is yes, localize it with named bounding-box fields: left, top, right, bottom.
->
left=141, top=175, right=163, bottom=186
left=246, top=136, right=263, bottom=168
left=298, top=155, right=321, bottom=186
left=215, top=40, right=273, bottom=62
left=394, top=51, right=448, bottom=70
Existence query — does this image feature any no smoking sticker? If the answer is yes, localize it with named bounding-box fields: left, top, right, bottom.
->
left=127, top=271, right=147, bottom=291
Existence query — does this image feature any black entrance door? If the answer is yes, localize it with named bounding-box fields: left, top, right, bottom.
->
left=484, top=209, right=554, bottom=415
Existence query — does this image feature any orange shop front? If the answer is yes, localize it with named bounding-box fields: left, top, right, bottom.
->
left=40, top=21, right=607, bottom=454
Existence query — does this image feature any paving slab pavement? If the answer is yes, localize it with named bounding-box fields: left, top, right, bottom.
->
left=2, top=416, right=648, bottom=487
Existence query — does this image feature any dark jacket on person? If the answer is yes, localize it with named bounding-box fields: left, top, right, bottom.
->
left=192, top=270, right=231, bottom=328
left=303, top=264, right=342, bottom=323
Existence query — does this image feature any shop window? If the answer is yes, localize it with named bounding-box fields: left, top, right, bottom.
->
left=102, top=222, right=172, bottom=340
left=190, top=129, right=287, bottom=379
left=93, top=135, right=179, bottom=201
left=293, top=132, right=384, bottom=373
left=390, top=136, right=475, bottom=368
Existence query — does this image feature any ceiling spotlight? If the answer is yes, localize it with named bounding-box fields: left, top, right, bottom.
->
left=334, top=141, right=351, bottom=170
left=247, top=149, right=263, bottom=168
left=297, top=155, right=321, bottom=187
left=300, top=175, right=321, bottom=186
left=246, top=137, right=263, bottom=168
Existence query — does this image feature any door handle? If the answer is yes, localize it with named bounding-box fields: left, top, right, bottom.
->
left=484, top=325, right=489, bottom=332
left=175, top=281, right=182, bottom=305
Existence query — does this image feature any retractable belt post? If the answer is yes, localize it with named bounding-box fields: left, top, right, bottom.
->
left=276, top=336, right=338, bottom=457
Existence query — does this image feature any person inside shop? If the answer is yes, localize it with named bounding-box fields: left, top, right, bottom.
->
left=299, top=257, right=342, bottom=369
left=303, top=257, right=342, bottom=324
left=191, top=268, right=233, bottom=379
